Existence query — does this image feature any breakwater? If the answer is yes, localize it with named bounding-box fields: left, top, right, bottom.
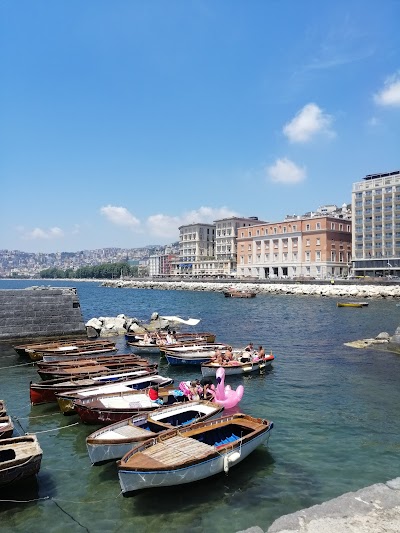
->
left=102, top=279, right=400, bottom=299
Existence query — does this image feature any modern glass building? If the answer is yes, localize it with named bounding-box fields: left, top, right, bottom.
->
left=352, top=170, right=400, bottom=277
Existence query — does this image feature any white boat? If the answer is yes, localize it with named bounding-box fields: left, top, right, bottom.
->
left=55, top=374, right=174, bottom=414
left=164, top=343, right=230, bottom=366
left=201, top=354, right=275, bottom=377
left=117, top=413, right=273, bottom=494
left=86, top=400, right=223, bottom=464
left=126, top=340, right=161, bottom=354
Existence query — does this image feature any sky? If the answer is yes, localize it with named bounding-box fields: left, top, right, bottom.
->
left=1, top=1, right=400, bottom=253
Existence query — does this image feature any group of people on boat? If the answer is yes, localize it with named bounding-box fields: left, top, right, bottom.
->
left=210, top=342, right=266, bottom=365
left=178, top=378, right=214, bottom=401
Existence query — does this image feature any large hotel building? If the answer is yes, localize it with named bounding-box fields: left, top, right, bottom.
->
left=352, top=170, right=400, bottom=277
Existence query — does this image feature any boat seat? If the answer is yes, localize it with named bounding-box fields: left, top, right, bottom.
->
left=112, top=425, right=156, bottom=438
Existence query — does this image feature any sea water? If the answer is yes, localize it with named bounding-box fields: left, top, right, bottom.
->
left=0, top=279, right=400, bottom=533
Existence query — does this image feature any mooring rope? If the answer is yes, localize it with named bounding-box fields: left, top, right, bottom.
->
left=0, top=361, right=36, bottom=369
left=32, top=422, right=79, bottom=434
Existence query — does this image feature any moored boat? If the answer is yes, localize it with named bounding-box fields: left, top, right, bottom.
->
left=13, top=337, right=93, bottom=357
left=0, top=416, right=14, bottom=439
left=0, top=400, right=7, bottom=417
left=201, top=353, right=275, bottom=377
left=117, top=413, right=273, bottom=494
left=337, top=302, right=369, bottom=308
left=74, top=387, right=186, bottom=424
left=164, top=343, right=229, bottom=366
left=223, top=288, right=257, bottom=298
left=37, top=359, right=157, bottom=381
left=0, top=435, right=43, bottom=486
left=86, top=400, right=223, bottom=464
left=56, top=374, right=175, bottom=414
left=29, top=368, right=157, bottom=405
left=23, top=339, right=118, bottom=362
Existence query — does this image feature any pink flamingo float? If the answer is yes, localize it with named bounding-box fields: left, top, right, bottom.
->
left=212, top=367, right=244, bottom=408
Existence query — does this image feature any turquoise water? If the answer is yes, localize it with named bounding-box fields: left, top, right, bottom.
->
left=1, top=280, right=400, bottom=532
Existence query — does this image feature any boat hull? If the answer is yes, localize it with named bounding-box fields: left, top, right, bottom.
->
left=201, top=358, right=273, bottom=377
left=86, top=401, right=222, bottom=464
left=0, top=436, right=42, bottom=486
left=118, top=424, right=271, bottom=494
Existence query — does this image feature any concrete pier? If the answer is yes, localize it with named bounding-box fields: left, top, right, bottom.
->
left=265, top=478, right=400, bottom=533
left=0, top=286, right=86, bottom=342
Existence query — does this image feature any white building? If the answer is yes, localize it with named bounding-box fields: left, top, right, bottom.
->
left=352, top=170, right=400, bottom=276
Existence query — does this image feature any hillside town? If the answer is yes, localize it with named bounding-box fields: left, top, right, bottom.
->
left=2, top=170, right=400, bottom=280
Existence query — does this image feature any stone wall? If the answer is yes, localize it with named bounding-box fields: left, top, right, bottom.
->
left=0, top=286, right=86, bottom=342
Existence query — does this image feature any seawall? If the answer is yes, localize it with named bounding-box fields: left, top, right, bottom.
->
left=0, top=286, right=86, bottom=342
left=102, top=279, right=400, bottom=299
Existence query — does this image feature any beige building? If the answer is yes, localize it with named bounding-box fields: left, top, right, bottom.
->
left=236, top=214, right=352, bottom=279
left=173, top=217, right=265, bottom=277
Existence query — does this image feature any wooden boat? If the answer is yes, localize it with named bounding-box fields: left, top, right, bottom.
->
left=13, top=337, right=92, bottom=357
left=117, top=413, right=273, bottom=494
left=0, top=416, right=14, bottom=439
left=337, top=302, right=369, bottom=308
left=74, top=387, right=187, bottom=425
left=86, top=400, right=223, bottom=464
left=125, top=331, right=216, bottom=344
left=223, top=288, right=257, bottom=298
left=164, top=343, right=230, bottom=366
left=126, top=340, right=162, bottom=355
left=30, top=368, right=157, bottom=405
left=37, top=360, right=157, bottom=381
left=0, top=400, right=7, bottom=417
left=21, top=339, right=118, bottom=362
left=56, top=374, right=175, bottom=414
left=36, top=353, right=143, bottom=370
left=201, top=353, right=275, bottom=377
left=0, top=435, right=42, bottom=486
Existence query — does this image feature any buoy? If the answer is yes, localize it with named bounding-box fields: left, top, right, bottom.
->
left=223, top=451, right=241, bottom=473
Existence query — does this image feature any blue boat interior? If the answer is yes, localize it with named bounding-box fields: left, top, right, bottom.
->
left=191, top=423, right=252, bottom=448
left=161, top=409, right=202, bottom=427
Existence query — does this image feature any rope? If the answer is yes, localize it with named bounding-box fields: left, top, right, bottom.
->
left=15, top=413, right=60, bottom=420
left=33, top=422, right=79, bottom=434
left=0, top=496, right=50, bottom=503
left=0, top=361, right=36, bottom=370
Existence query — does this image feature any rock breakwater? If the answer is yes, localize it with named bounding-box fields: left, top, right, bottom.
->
left=102, top=280, right=400, bottom=299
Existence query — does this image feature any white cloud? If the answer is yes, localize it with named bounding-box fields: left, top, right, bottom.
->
left=374, top=74, right=400, bottom=107
left=146, top=207, right=238, bottom=240
left=100, top=204, right=239, bottom=241
left=100, top=205, right=140, bottom=229
left=23, top=227, right=64, bottom=240
left=283, top=103, right=335, bottom=143
left=266, top=158, right=306, bottom=185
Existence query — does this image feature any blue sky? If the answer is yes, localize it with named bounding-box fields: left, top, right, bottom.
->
left=1, top=1, right=400, bottom=253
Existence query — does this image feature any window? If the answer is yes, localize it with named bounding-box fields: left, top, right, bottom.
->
left=293, top=224, right=297, bottom=231
left=283, top=226, right=287, bottom=233
left=339, top=224, right=343, bottom=231
left=306, top=224, right=310, bottom=231
left=316, top=251, right=321, bottom=261
left=305, top=251, right=310, bottom=261
left=316, top=238, right=320, bottom=245
left=331, top=223, right=336, bottom=230
left=316, top=222, right=321, bottom=230
left=306, top=239, right=310, bottom=246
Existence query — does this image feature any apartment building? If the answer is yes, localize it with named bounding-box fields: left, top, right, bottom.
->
left=236, top=213, right=352, bottom=279
left=149, top=253, right=178, bottom=277
left=172, top=217, right=266, bottom=277
left=172, top=223, right=215, bottom=277
left=352, top=170, right=400, bottom=276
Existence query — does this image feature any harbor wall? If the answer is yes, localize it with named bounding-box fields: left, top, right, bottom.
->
left=102, top=279, right=400, bottom=299
left=0, top=286, right=86, bottom=342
